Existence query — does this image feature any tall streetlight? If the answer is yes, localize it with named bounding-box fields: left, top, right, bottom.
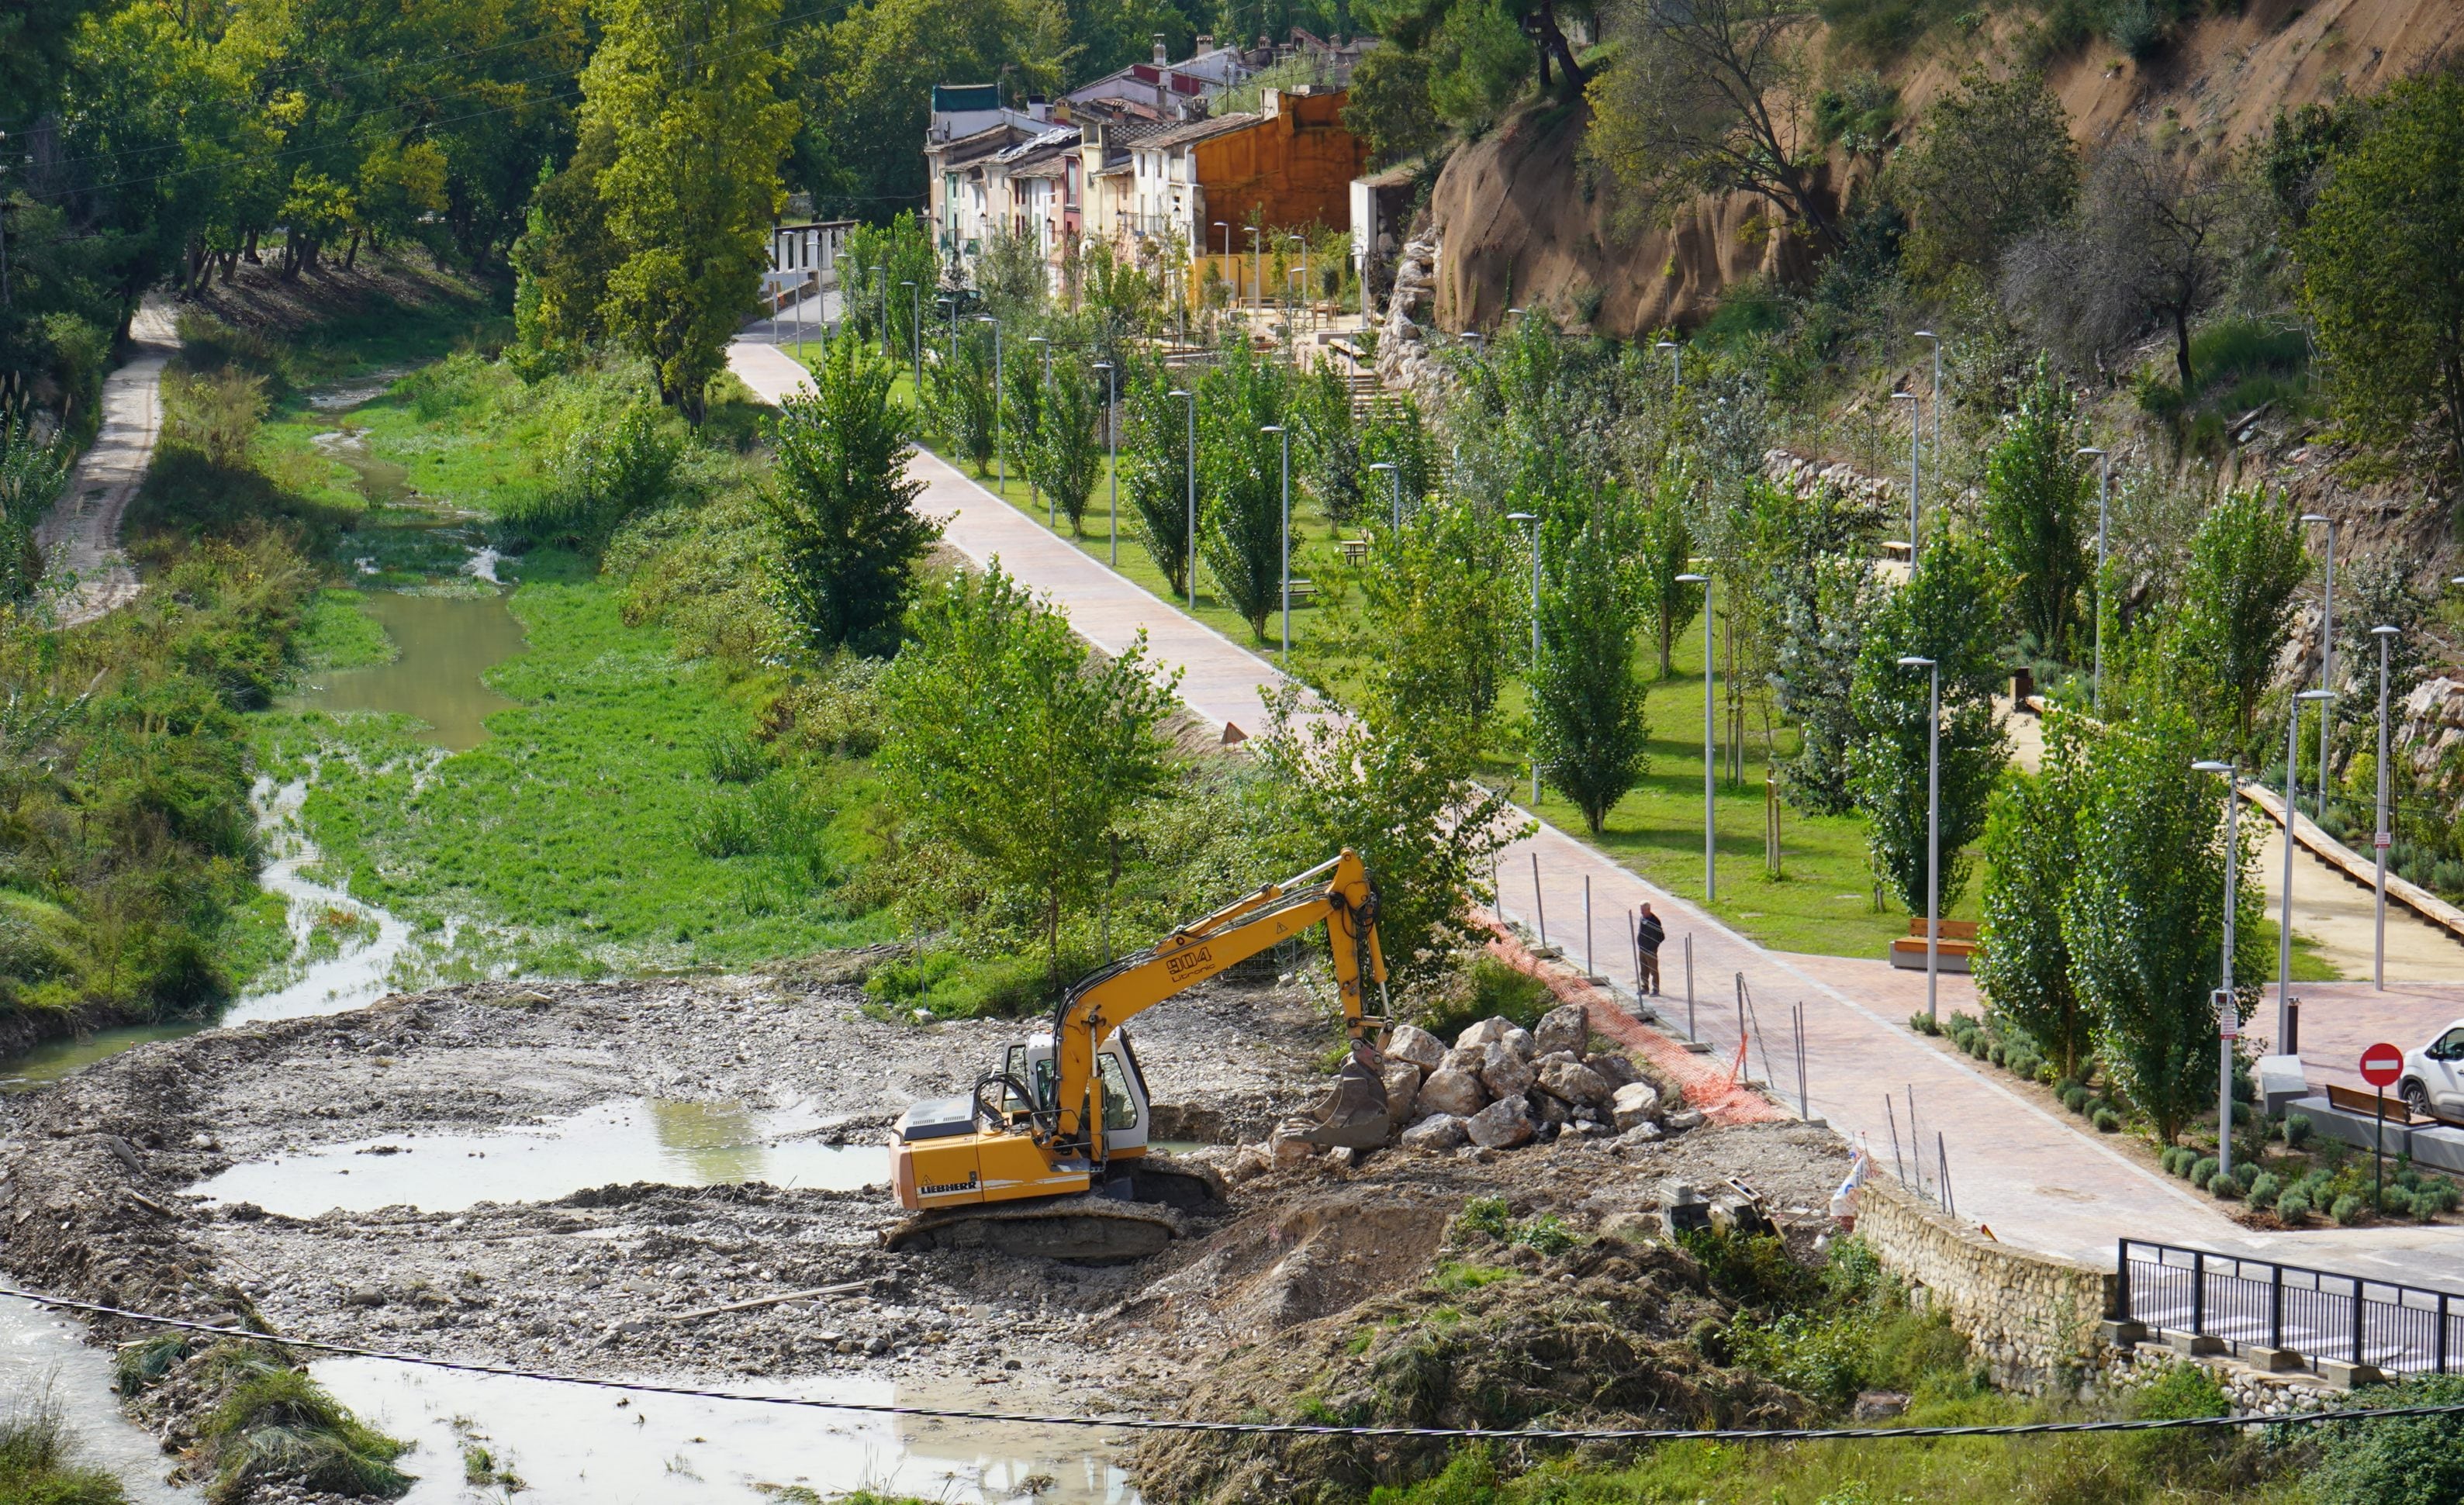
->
left=1264, top=423, right=1292, bottom=658
left=1899, top=654, right=1942, bottom=1023
left=876, top=265, right=889, bottom=360
left=1510, top=512, right=1542, bottom=806
left=2303, top=513, right=2336, bottom=817
left=1369, top=461, right=1401, bottom=532
left=1678, top=570, right=1714, bottom=902
left=976, top=316, right=1004, bottom=492
left=2194, top=758, right=2244, bottom=1178
left=2372, top=624, right=2401, bottom=990
left=1170, top=387, right=1196, bottom=608
left=2279, top=686, right=2339, bottom=1049
left=2077, top=447, right=2110, bottom=713
left=936, top=295, right=957, bottom=368
left=1892, top=390, right=1921, bottom=557
left=1094, top=360, right=1118, bottom=565
left=1654, top=339, right=1681, bottom=389
left=1027, top=335, right=1051, bottom=523
left=1246, top=226, right=1264, bottom=310
left=1913, top=328, right=1941, bottom=459
left=901, top=280, right=921, bottom=394
left=1213, top=221, right=1232, bottom=306
left=1289, top=233, right=1309, bottom=332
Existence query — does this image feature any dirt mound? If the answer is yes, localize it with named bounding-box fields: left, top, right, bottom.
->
left=1133, top=1228, right=1809, bottom=1504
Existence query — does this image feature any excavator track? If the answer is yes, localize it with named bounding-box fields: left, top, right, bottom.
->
left=884, top=1153, right=1229, bottom=1263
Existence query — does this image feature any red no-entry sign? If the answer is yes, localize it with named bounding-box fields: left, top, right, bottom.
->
left=2361, top=1042, right=2404, bottom=1088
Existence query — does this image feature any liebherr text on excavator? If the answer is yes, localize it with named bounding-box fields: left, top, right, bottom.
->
left=886, top=850, right=1394, bottom=1261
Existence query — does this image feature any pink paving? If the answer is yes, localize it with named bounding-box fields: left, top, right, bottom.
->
left=727, top=336, right=2464, bottom=1286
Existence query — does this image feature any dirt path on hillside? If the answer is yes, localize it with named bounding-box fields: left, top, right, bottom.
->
left=34, top=301, right=178, bottom=627
left=0, top=971, right=1843, bottom=1498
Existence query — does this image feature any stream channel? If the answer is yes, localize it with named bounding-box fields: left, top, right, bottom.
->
left=4, top=397, right=1144, bottom=1503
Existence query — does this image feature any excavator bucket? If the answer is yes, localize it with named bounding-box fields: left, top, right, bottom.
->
left=1294, top=1051, right=1394, bottom=1151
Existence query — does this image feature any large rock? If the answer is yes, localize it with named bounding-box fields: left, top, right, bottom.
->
left=1442, top=1044, right=1488, bottom=1075
left=1381, top=1062, right=1422, bottom=1127
left=1537, top=1058, right=1614, bottom=1109
left=1270, top=1130, right=1320, bottom=1165
left=1499, top=1025, right=1537, bottom=1061
left=1535, top=1003, right=1590, bottom=1058
left=1385, top=1023, right=1446, bottom=1075
left=1455, top=1017, right=1519, bottom=1051
left=1419, top=1068, right=1488, bottom=1117
left=1465, top=1094, right=1536, bottom=1149
left=1478, top=1042, right=1535, bottom=1099
left=1528, top=1088, right=1571, bottom=1129
left=1588, top=1052, right=1644, bottom=1089
left=1611, top=1080, right=1663, bottom=1132
left=1398, top=1113, right=1469, bottom=1152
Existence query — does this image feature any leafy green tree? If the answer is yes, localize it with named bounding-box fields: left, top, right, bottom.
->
left=1294, top=358, right=1364, bottom=528
left=1121, top=366, right=1194, bottom=596
left=580, top=0, right=797, bottom=422
left=1981, top=364, right=2093, bottom=662
left=880, top=564, right=1179, bottom=988
left=2172, top=488, right=2309, bottom=746
left=1532, top=501, right=1650, bottom=834
left=1359, top=392, right=1439, bottom=526
left=1634, top=457, right=1702, bottom=677
left=1343, top=43, right=1446, bottom=166
left=1030, top=357, right=1104, bottom=534
left=1001, top=343, right=1049, bottom=504
left=1976, top=711, right=2090, bottom=1078
left=2298, top=73, right=2464, bottom=485
left=2312, top=1374, right=2464, bottom=1505
left=1850, top=531, right=2010, bottom=919
left=928, top=321, right=1000, bottom=475
left=513, top=131, right=624, bottom=367
left=841, top=210, right=941, bottom=356
left=765, top=330, right=940, bottom=656
left=1891, top=67, right=2078, bottom=284
left=1343, top=499, right=1513, bottom=758
left=1771, top=551, right=1877, bottom=817
left=1197, top=339, right=1291, bottom=640
left=1253, top=685, right=1528, bottom=995
left=2063, top=706, right=2263, bottom=1143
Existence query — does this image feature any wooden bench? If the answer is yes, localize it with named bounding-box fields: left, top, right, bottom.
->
left=1889, top=919, right=1978, bottom=974
left=1285, top=578, right=1318, bottom=603
left=2325, top=1082, right=2428, bottom=1125
left=1339, top=537, right=1370, bottom=565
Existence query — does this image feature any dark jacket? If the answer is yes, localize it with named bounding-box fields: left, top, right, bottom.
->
left=1636, top=912, right=1666, bottom=954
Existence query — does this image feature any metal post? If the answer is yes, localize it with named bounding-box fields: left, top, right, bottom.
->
left=1097, top=361, right=1118, bottom=566
left=1173, top=388, right=1195, bottom=609
left=2193, top=1250, right=2206, bottom=1336
left=2318, top=518, right=2337, bottom=818
left=1270, top=423, right=1291, bottom=656
left=2376, top=626, right=2399, bottom=990
left=2354, top=1275, right=2367, bottom=1366
left=1795, top=1001, right=1809, bottom=1119
left=1512, top=513, right=1542, bottom=806
left=904, top=281, right=921, bottom=394
left=1906, top=1085, right=1923, bottom=1196
left=1893, top=391, right=1920, bottom=557
left=1900, top=657, right=1940, bottom=1020
left=2079, top=447, right=2109, bottom=713
left=2439, top=1291, right=2450, bottom=1375
left=877, top=265, right=888, bottom=359
left=2283, top=689, right=2335, bottom=1045
left=2200, top=758, right=2245, bottom=1175
left=1685, top=934, right=1696, bottom=1039
left=1886, top=1095, right=1907, bottom=1186
left=2271, top=1264, right=2284, bottom=1352
left=1584, top=874, right=1594, bottom=978
left=1529, top=852, right=1547, bottom=947
left=981, top=317, right=1004, bottom=492
left=1680, top=571, right=1714, bottom=902
left=1629, top=907, right=1642, bottom=1001
left=1937, top=1131, right=1953, bottom=1217
left=2116, top=1239, right=2131, bottom=1324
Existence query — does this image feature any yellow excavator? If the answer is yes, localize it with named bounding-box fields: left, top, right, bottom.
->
left=886, top=850, right=1394, bottom=1261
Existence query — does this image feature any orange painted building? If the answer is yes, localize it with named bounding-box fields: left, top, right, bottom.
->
left=1191, top=89, right=1366, bottom=234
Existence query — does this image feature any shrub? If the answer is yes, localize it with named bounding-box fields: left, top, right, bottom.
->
left=2417, top=1180, right=2460, bottom=1216
left=512, top=402, right=682, bottom=537
left=2333, top=1193, right=2367, bottom=1226
left=688, top=791, right=760, bottom=858
left=2286, top=1113, right=2313, bottom=1148
left=2159, top=1147, right=2183, bottom=1175
left=2062, top=1085, right=2090, bottom=1113
left=2234, top=1160, right=2258, bottom=1189
left=166, top=368, right=271, bottom=471
left=1418, top=955, right=1554, bottom=1041
left=2248, top=1171, right=2281, bottom=1208
left=2313, top=1373, right=2464, bottom=1505
left=701, top=730, right=770, bottom=783
left=2383, top=1186, right=2417, bottom=1220
left=2093, top=1108, right=2121, bottom=1132
left=2276, top=1190, right=2310, bottom=1221
left=1909, top=1011, right=1941, bottom=1035
left=2190, top=1155, right=2218, bottom=1187
left=2126, top=1360, right=2232, bottom=1484
left=199, top=1362, right=410, bottom=1504
left=2208, top=1171, right=2240, bottom=1200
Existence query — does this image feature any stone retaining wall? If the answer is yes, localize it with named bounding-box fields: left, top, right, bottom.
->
left=1856, top=1176, right=2117, bottom=1390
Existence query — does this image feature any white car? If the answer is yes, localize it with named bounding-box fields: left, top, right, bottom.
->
left=2400, top=1020, right=2464, bottom=1123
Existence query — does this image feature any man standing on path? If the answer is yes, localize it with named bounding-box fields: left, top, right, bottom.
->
left=1635, top=904, right=1665, bottom=996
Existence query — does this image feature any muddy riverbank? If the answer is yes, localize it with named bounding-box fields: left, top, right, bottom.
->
left=0, top=969, right=1848, bottom=1501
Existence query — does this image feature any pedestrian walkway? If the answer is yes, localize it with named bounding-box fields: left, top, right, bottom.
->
left=35, top=300, right=178, bottom=627
left=724, top=335, right=2464, bottom=1287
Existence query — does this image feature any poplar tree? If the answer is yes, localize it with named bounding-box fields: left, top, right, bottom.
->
left=580, top=0, right=797, bottom=423
left=1197, top=340, right=1290, bottom=641
left=1531, top=499, right=1650, bottom=834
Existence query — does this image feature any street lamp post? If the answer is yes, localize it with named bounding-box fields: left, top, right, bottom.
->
left=2373, top=625, right=2401, bottom=990
left=1914, top=328, right=1941, bottom=459
left=936, top=296, right=956, bottom=369
left=1654, top=339, right=1680, bottom=390
left=1369, top=461, right=1400, bottom=532
left=1171, top=388, right=1195, bottom=608
left=1265, top=424, right=1292, bottom=658
left=1247, top=226, right=1263, bottom=310
left=1899, top=655, right=1942, bottom=1023
left=1511, top=512, right=1542, bottom=806
left=2195, top=758, right=2244, bottom=1178
left=1027, top=336, right=1051, bottom=523
left=1212, top=222, right=1231, bottom=312
left=2280, top=686, right=2339, bottom=1049
left=902, top=281, right=921, bottom=394
left=1892, top=390, right=1921, bottom=558
left=1094, top=361, right=1118, bottom=564
left=977, top=316, right=1004, bottom=492
left=1678, top=571, right=1714, bottom=902
left=876, top=265, right=888, bottom=360
left=2076, top=447, right=2110, bottom=713
left=1290, top=233, right=1308, bottom=333
left=2303, top=514, right=2336, bottom=818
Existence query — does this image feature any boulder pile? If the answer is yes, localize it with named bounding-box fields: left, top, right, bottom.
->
left=1226, top=1005, right=1692, bottom=1179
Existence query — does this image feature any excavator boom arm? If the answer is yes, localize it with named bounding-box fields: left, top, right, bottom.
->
left=1044, top=850, right=1388, bottom=1151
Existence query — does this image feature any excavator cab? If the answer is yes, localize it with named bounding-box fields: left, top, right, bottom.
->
left=990, top=1031, right=1153, bottom=1154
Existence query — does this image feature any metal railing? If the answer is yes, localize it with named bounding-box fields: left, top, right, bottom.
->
left=2120, top=1239, right=2464, bottom=1375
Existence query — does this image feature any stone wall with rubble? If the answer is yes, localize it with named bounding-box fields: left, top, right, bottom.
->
left=1856, top=1176, right=2117, bottom=1390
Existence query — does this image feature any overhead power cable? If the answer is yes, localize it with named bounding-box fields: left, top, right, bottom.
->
left=3, top=1284, right=2451, bottom=1445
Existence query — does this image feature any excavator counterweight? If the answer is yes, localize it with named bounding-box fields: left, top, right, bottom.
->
left=885, top=850, right=1391, bottom=1261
